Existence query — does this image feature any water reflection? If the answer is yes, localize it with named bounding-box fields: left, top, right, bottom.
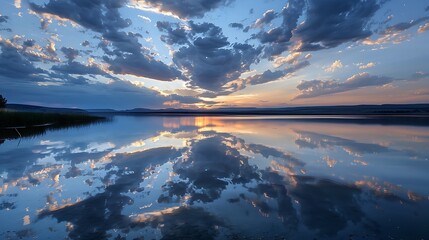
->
left=1, top=116, right=429, bottom=239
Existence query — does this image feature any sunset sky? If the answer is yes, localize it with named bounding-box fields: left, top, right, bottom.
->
left=1, top=0, right=428, bottom=109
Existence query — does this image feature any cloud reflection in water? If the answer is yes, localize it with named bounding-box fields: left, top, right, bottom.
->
left=0, top=116, right=429, bottom=239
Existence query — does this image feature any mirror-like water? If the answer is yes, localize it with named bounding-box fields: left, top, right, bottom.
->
left=1, top=116, right=428, bottom=239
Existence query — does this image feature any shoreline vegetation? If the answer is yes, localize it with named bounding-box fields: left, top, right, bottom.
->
left=0, top=111, right=107, bottom=142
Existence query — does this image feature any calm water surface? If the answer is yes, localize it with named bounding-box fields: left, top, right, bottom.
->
left=1, top=116, right=428, bottom=239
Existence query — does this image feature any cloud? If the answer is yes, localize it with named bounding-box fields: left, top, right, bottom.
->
left=0, top=42, right=45, bottom=79
left=51, top=61, right=109, bottom=77
left=273, top=52, right=301, bottom=67
left=418, top=23, right=429, bottom=33
left=325, top=60, right=343, bottom=73
left=382, top=16, right=429, bottom=35
left=358, top=62, right=376, bottom=69
left=256, top=0, right=384, bottom=56
left=29, top=0, right=131, bottom=33
left=60, top=47, right=79, bottom=61
left=2, top=75, right=208, bottom=109
left=30, top=0, right=182, bottom=81
left=363, top=16, right=429, bottom=45
left=254, top=10, right=278, bottom=28
left=137, top=15, right=151, bottom=22
left=129, top=0, right=233, bottom=19
left=229, top=22, right=244, bottom=29
left=0, top=36, right=59, bottom=62
left=158, top=21, right=262, bottom=91
left=81, top=40, right=90, bottom=47
left=295, top=72, right=394, bottom=99
left=245, top=61, right=309, bottom=86
left=14, top=0, right=21, bottom=9
left=294, top=0, right=381, bottom=51
left=255, top=0, right=305, bottom=57
left=0, top=15, right=8, bottom=23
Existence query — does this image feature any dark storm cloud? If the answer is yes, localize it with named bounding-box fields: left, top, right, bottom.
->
left=135, top=0, right=234, bottom=19
left=293, top=0, right=381, bottom=52
left=294, top=72, right=394, bottom=99
left=30, top=0, right=182, bottom=81
left=228, top=22, right=244, bottom=29
left=158, top=21, right=262, bottom=91
left=0, top=43, right=45, bottom=79
left=254, top=9, right=278, bottom=28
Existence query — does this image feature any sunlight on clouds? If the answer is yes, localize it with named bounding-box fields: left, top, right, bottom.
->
left=418, top=23, right=429, bottom=33
left=324, top=60, right=343, bottom=73
left=358, top=62, right=376, bottom=69
left=14, top=0, right=21, bottom=9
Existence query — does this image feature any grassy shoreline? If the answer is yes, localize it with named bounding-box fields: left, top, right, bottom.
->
left=0, top=111, right=107, bottom=141
left=0, top=111, right=105, bottom=128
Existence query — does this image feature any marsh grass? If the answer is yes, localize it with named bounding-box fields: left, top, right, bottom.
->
left=0, top=111, right=107, bottom=141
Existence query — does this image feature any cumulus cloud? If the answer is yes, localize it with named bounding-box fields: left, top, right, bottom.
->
left=294, top=0, right=381, bottom=51
left=325, top=60, right=343, bottom=73
left=158, top=21, right=262, bottom=91
left=273, top=52, right=301, bottom=67
left=60, top=47, right=79, bottom=61
left=129, top=0, right=233, bottom=19
left=30, top=0, right=182, bottom=81
left=294, top=72, right=394, bottom=99
left=253, top=10, right=278, bottom=28
left=256, top=0, right=305, bottom=57
left=256, top=0, right=384, bottom=56
left=0, top=42, right=45, bottom=79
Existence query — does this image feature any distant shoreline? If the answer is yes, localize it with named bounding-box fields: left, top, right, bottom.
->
left=6, top=103, right=429, bottom=116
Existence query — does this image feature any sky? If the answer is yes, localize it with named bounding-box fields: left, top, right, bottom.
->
left=0, top=0, right=428, bottom=109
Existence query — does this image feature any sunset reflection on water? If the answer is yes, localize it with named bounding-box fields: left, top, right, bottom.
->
left=1, top=116, right=429, bottom=239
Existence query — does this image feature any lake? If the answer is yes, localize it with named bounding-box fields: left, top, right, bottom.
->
left=1, top=115, right=429, bottom=239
